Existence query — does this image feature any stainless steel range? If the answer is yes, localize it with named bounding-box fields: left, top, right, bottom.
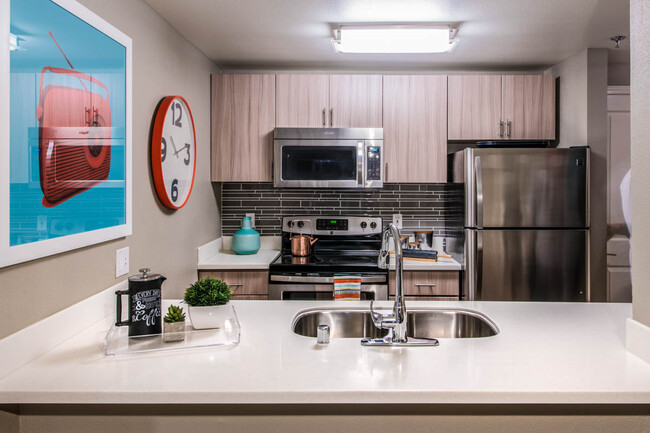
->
left=268, top=216, right=389, bottom=300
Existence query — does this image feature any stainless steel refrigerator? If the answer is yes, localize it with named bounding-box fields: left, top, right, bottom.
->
left=451, top=147, right=590, bottom=302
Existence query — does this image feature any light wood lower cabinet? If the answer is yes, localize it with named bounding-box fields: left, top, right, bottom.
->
left=198, top=271, right=269, bottom=300
left=388, top=271, right=460, bottom=300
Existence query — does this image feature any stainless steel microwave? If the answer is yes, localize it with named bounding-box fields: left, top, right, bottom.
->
left=273, top=128, right=383, bottom=188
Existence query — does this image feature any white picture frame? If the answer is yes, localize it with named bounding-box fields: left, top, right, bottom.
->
left=0, top=0, right=132, bottom=268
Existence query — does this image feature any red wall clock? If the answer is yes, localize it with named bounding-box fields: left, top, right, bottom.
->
left=151, top=96, right=197, bottom=209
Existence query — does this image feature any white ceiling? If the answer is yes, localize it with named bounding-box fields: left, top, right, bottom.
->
left=143, top=0, right=630, bottom=71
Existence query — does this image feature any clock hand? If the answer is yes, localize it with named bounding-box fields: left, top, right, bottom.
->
left=169, top=136, right=180, bottom=157
left=173, top=143, right=190, bottom=156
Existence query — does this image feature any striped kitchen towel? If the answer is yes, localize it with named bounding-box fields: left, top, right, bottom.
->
left=333, top=275, right=361, bottom=301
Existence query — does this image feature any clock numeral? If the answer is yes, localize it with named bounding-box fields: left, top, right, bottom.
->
left=171, top=102, right=183, bottom=128
left=161, top=137, right=167, bottom=162
left=171, top=179, right=179, bottom=202
left=183, top=143, right=191, bottom=166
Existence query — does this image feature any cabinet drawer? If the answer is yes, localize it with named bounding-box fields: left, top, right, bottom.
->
left=231, top=295, right=268, bottom=301
left=198, top=271, right=269, bottom=297
left=389, top=271, right=459, bottom=297
left=391, top=296, right=460, bottom=301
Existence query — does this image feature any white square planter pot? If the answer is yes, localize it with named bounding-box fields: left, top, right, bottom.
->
left=188, top=305, right=230, bottom=330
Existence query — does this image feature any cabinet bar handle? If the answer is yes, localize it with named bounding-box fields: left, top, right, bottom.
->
left=414, top=283, right=437, bottom=287
left=505, top=120, right=511, bottom=138
left=228, top=283, right=244, bottom=287
left=330, top=108, right=333, bottom=127
left=385, top=162, right=388, bottom=181
left=322, top=108, right=326, bottom=127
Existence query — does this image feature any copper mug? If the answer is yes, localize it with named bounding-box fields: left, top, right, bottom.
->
left=290, top=219, right=318, bottom=257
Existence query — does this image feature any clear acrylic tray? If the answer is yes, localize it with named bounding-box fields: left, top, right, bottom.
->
left=104, top=302, right=241, bottom=356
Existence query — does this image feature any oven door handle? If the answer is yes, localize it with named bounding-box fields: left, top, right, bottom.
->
left=269, top=275, right=387, bottom=284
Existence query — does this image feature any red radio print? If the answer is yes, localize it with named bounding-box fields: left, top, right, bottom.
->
left=36, top=33, right=112, bottom=207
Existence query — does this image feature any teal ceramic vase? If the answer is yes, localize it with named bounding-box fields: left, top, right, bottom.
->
left=232, top=217, right=260, bottom=255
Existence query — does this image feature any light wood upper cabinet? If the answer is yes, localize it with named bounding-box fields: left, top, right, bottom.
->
left=382, top=75, right=448, bottom=183
left=448, top=75, right=502, bottom=140
left=211, top=74, right=275, bottom=182
left=275, top=74, right=329, bottom=127
left=329, top=75, right=383, bottom=128
left=276, top=74, right=382, bottom=128
left=502, top=75, right=556, bottom=140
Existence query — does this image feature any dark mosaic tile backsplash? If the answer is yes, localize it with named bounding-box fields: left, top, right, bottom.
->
left=221, top=183, right=464, bottom=237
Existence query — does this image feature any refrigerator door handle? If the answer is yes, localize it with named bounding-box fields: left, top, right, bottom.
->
left=476, top=230, right=483, bottom=301
left=474, top=156, right=484, bottom=229
left=465, top=229, right=477, bottom=301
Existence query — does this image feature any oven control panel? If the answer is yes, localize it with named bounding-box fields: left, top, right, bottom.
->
left=284, top=216, right=383, bottom=235
left=316, top=219, right=348, bottom=231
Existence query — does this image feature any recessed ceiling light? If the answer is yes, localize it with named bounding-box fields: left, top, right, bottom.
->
left=332, top=25, right=458, bottom=54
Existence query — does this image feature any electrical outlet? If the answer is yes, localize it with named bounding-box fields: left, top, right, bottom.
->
left=392, top=213, right=403, bottom=229
left=246, top=213, right=255, bottom=228
left=115, top=247, right=129, bottom=277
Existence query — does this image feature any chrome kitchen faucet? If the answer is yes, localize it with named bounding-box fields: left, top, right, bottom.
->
left=362, top=223, right=440, bottom=347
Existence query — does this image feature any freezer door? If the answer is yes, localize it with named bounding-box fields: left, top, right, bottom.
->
left=466, top=229, right=588, bottom=301
left=463, top=148, right=589, bottom=228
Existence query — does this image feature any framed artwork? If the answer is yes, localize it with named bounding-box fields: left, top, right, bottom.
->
left=0, top=0, right=132, bottom=268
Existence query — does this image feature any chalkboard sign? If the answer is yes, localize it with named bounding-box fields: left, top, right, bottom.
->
left=115, top=274, right=164, bottom=337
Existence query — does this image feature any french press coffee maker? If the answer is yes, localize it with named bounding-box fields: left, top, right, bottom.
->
left=115, top=268, right=166, bottom=336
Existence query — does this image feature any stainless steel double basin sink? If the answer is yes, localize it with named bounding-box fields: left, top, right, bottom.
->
left=292, top=307, right=499, bottom=340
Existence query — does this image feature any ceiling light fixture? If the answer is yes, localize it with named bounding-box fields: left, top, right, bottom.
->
left=332, top=25, right=458, bottom=54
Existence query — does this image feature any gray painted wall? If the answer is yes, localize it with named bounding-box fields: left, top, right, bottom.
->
left=609, top=63, right=631, bottom=86
left=631, top=0, right=650, bottom=327
left=545, top=49, right=609, bottom=302
left=546, top=50, right=589, bottom=148
left=0, top=0, right=220, bottom=339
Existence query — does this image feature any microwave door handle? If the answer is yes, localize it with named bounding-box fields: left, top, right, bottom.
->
left=358, top=141, right=365, bottom=187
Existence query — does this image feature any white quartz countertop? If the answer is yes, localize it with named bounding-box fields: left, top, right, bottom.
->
left=197, top=237, right=280, bottom=270
left=389, top=255, right=462, bottom=271
left=199, top=252, right=461, bottom=272
left=1, top=300, right=649, bottom=405
left=197, top=238, right=461, bottom=271
left=198, top=249, right=281, bottom=270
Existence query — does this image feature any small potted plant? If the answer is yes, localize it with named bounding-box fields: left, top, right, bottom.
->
left=184, top=277, right=233, bottom=330
left=163, top=304, right=186, bottom=342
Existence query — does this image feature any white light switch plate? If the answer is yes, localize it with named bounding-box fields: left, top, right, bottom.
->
left=392, top=214, right=403, bottom=229
left=246, top=213, right=256, bottom=228
left=115, top=247, right=129, bottom=277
